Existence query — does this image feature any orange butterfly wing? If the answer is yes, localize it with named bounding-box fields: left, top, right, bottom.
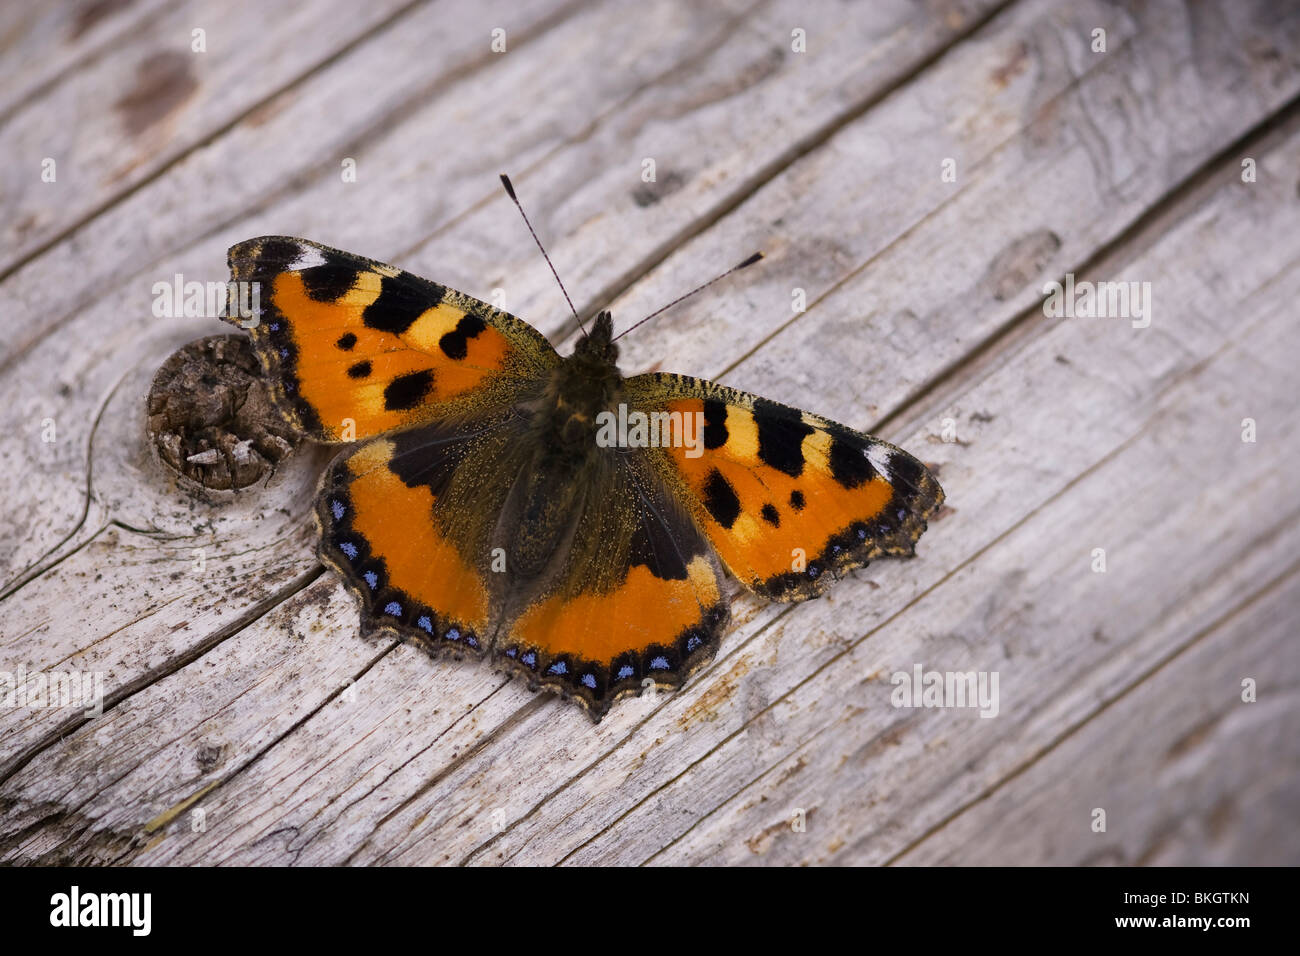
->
left=317, top=415, right=520, bottom=657
left=224, top=237, right=558, bottom=441
left=494, top=451, right=730, bottom=717
left=624, top=372, right=945, bottom=601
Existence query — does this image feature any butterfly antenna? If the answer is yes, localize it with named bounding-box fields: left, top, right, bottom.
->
left=612, top=252, right=763, bottom=341
left=500, top=174, right=585, bottom=335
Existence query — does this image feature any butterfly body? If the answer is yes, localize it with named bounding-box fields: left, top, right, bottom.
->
left=510, top=311, right=620, bottom=570
left=222, top=235, right=943, bottom=720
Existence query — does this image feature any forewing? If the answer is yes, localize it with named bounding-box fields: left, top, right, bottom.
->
left=624, top=372, right=944, bottom=602
left=225, top=236, right=559, bottom=441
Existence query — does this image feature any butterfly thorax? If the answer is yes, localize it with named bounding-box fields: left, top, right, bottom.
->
left=537, top=310, right=622, bottom=455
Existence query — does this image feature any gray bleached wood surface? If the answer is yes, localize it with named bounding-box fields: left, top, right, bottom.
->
left=0, top=0, right=1296, bottom=865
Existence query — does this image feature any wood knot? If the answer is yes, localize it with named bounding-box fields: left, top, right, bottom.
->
left=195, top=743, right=224, bottom=771
left=147, top=334, right=300, bottom=491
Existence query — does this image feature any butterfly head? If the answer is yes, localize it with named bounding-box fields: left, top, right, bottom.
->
left=571, top=310, right=619, bottom=368
left=546, top=310, right=621, bottom=450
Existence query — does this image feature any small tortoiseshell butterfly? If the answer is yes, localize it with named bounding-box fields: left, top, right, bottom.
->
left=219, top=176, right=943, bottom=721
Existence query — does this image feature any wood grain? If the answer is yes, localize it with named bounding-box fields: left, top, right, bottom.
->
left=0, top=0, right=1295, bottom=865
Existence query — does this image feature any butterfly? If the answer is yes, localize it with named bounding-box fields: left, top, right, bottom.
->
left=219, top=176, right=944, bottom=721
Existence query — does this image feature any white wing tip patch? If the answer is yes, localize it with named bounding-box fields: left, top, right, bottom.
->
left=287, top=244, right=328, bottom=271
left=866, top=442, right=895, bottom=476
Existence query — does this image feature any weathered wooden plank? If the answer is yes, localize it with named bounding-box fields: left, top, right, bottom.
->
left=173, top=0, right=1300, bottom=866
left=0, top=0, right=174, bottom=120
left=0, top=0, right=424, bottom=275
left=628, top=301, right=1300, bottom=865
left=1, top=0, right=1293, bottom=866
left=892, top=567, right=1300, bottom=866
left=360, top=129, right=1300, bottom=866
left=0, top=0, right=1003, bottom=858
left=142, top=78, right=1300, bottom=866
left=5, top=0, right=1081, bottom=853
